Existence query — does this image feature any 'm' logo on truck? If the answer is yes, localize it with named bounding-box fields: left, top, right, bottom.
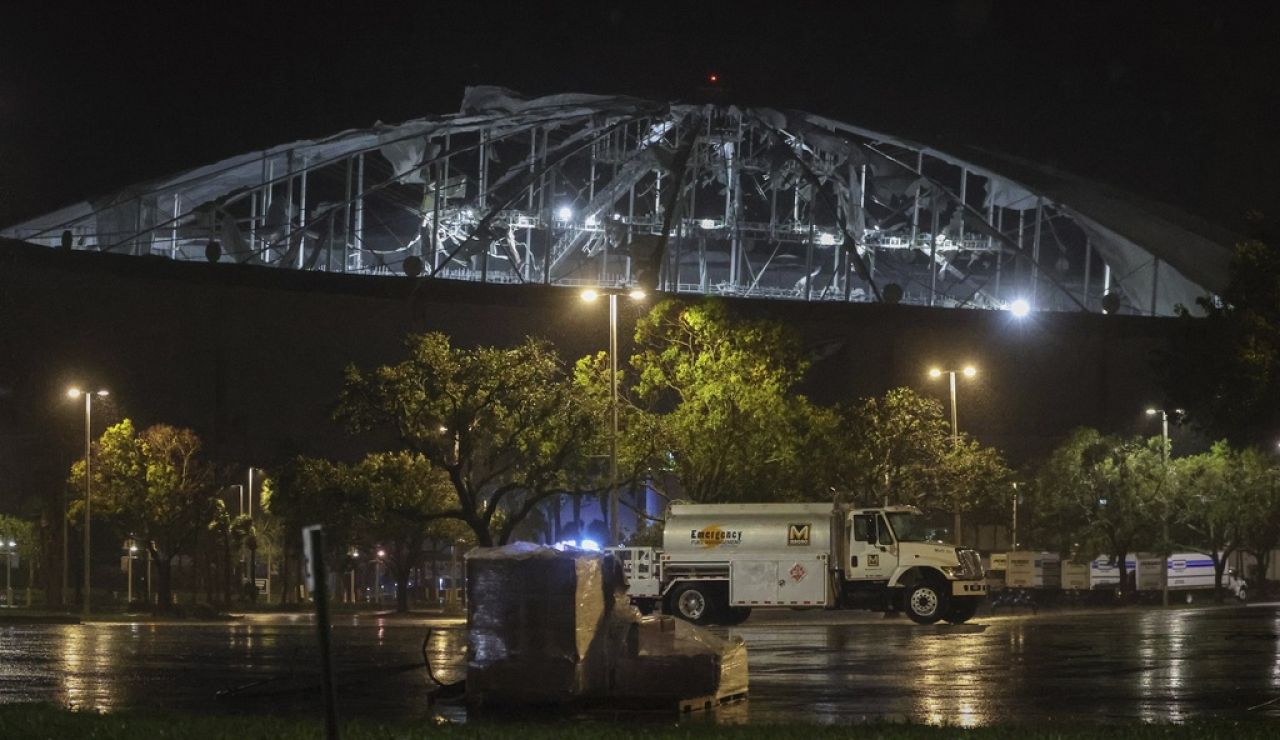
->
left=787, top=523, right=811, bottom=546
left=691, top=525, right=742, bottom=548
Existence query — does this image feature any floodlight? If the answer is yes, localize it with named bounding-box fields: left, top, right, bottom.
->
left=962, top=366, right=977, bottom=378
left=629, top=289, right=646, bottom=301
left=928, top=368, right=942, bottom=379
left=581, top=289, right=599, bottom=302
left=1009, top=299, right=1031, bottom=318
left=557, top=206, right=573, bottom=221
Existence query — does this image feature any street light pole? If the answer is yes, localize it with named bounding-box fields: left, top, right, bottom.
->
left=247, top=469, right=258, bottom=601
left=4, top=539, right=14, bottom=608
left=68, top=387, right=108, bottom=617
left=929, top=366, right=976, bottom=545
left=1146, top=407, right=1180, bottom=608
left=1011, top=482, right=1019, bottom=552
left=582, top=287, right=645, bottom=546
left=608, top=292, right=619, bottom=548
left=126, top=542, right=137, bottom=604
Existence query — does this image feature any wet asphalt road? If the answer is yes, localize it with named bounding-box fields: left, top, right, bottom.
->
left=2, top=605, right=1279, bottom=726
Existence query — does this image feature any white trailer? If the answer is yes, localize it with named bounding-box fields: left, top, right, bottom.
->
left=1135, top=552, right=1247, bottom=602
left=612, top=503, right=987, bottom=626
left=1005, top=552, right=1062, bottom=589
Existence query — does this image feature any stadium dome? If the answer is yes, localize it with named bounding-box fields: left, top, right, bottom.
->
left=2, top=87, right=1238, bottom=316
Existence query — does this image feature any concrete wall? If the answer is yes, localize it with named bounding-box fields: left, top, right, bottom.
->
left=0, top=240, right=1183, bottom=516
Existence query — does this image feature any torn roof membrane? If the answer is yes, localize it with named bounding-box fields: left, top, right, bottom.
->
left=2, top=87, right=1236, bottom=317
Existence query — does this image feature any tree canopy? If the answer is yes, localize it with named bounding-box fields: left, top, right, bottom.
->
left=336, top=333, right=604, bottom=546
left=69, top=420, right=216, bottom=608
left=626, top=299, right=821, bottom=503
left=1161, top=240, right=1280, bottom=446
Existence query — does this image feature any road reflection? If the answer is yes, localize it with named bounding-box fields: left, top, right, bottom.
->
left=59, top=625, right=118, bottom=711
left=2, top=607, right=1279, bottom=725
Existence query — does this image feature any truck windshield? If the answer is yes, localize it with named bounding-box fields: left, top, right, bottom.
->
left=884, top=512, right=938, bottom=543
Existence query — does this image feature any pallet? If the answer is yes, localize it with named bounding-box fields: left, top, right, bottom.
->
left=678, top=691, right=748, bottom=713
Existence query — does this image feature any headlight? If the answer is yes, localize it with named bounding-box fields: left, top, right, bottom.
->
left=940, top=566, right=963, bottom=578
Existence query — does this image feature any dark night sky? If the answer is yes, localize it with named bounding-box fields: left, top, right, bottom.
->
left=2, top=1, right=1279, bottom=233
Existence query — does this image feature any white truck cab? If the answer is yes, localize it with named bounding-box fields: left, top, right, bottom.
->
left=610, top=502, right=986, bottom=626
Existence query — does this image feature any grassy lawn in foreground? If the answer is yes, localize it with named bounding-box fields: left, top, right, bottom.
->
left=0, top=704, right=1276, bottom=740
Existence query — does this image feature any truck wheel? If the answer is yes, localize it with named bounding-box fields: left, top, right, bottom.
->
left=943, top=597, right=979, bottom=624
left=669, top=583, right=719, bottom=625
left=904, top=579, right=948, bottom=625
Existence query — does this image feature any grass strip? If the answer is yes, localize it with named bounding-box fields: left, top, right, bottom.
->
left=1, top=703, right=1275, bottom=740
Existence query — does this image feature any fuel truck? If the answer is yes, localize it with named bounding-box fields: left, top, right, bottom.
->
left=610, top=502, right=987, bottom=626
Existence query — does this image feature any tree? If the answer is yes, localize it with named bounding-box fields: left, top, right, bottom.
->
left=627, top=299, right=819, bottom=503
left=1032, top=429, right=1165, bottom=593
left=1170, top=442, right=1245, bottom=602
left=834, top=388, right=953, bottom=507
left=69, top=421, right=216, bottom=610
left=267, top=456, right=362, bottom=605
left=1160, top=240, right=1280, bottom=447
left=0, top=515, right=38, bottom=606
left=336, top=333, right=603, bottom=546
left=831, top=388, right=1010, bottom=536
left=1233, top=450, right=1280, bottom=599
left=348, top=451, right=470, bottom=612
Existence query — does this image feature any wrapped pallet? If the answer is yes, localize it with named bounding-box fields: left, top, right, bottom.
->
left=465, top=543, right=616, bottom=706
left=613, top=615, right=748, bottom=703
left=464, top=544, right=749, bottom=711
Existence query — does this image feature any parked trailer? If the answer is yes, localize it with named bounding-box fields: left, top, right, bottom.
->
left=1005, top=552, right=1061, bottom=590
left=613, top=503, right=987, bottom=626
left=1135, top=552, right=1247, bottom=602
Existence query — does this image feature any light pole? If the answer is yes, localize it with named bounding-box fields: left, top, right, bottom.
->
left=3, top=538, right=15, bottom=608
left=246, top=469, right=259, bottom=600
left=929, top=365, right=976, bottom=545
left=1146, top=407, right=1182, bottom=608
left=125, top=540, right=138, bottom=605
left=1011, top=482, right=1020, bottom=551
left=68, top=387, right=108, bottom=617
left=581, top=287, right=646, bottom=546
left=375, top=548, right=386, bottom=604
left=348, top=550, right=359, bottom=604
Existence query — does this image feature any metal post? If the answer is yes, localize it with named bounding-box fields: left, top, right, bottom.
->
left=298, top=166, right=309, bottom=269
left=1030, top=198, right=1043, bottom=309
left=354, top=153, right=365, bottom=272
left=306, top=527, right=340, bottom=740
left=861, top=164, right=872, bottom=283
left=949, top=371, right=960, bottom=545
left=127, top=545, right=133, bottom=604
left=928, top=207, right=940, bottom=307
left=342, top=157, right=353, bottom=272
left=170, top=194, right=181, bottom=259
left=62, top=485, right=69, bottom=607
left=83, top=393, right=92, bottom=617
left=1161, top=411, right=1170, bottom=608
left=993, top=207, right=1003, bottom=300
left=1083, top=238, right=1093, bottom=312
left=248, top=468, right=257, bottom=601
left=5, top=543, right=11, bottom=608
left=910, top=151, right=922, bottom=247
left=1011, top=484, right=1018, bottom=551
left=609, top=293, right=620, bottom=546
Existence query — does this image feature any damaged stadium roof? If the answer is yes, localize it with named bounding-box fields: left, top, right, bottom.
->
left=2, top=87, right=1237, bottom=317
